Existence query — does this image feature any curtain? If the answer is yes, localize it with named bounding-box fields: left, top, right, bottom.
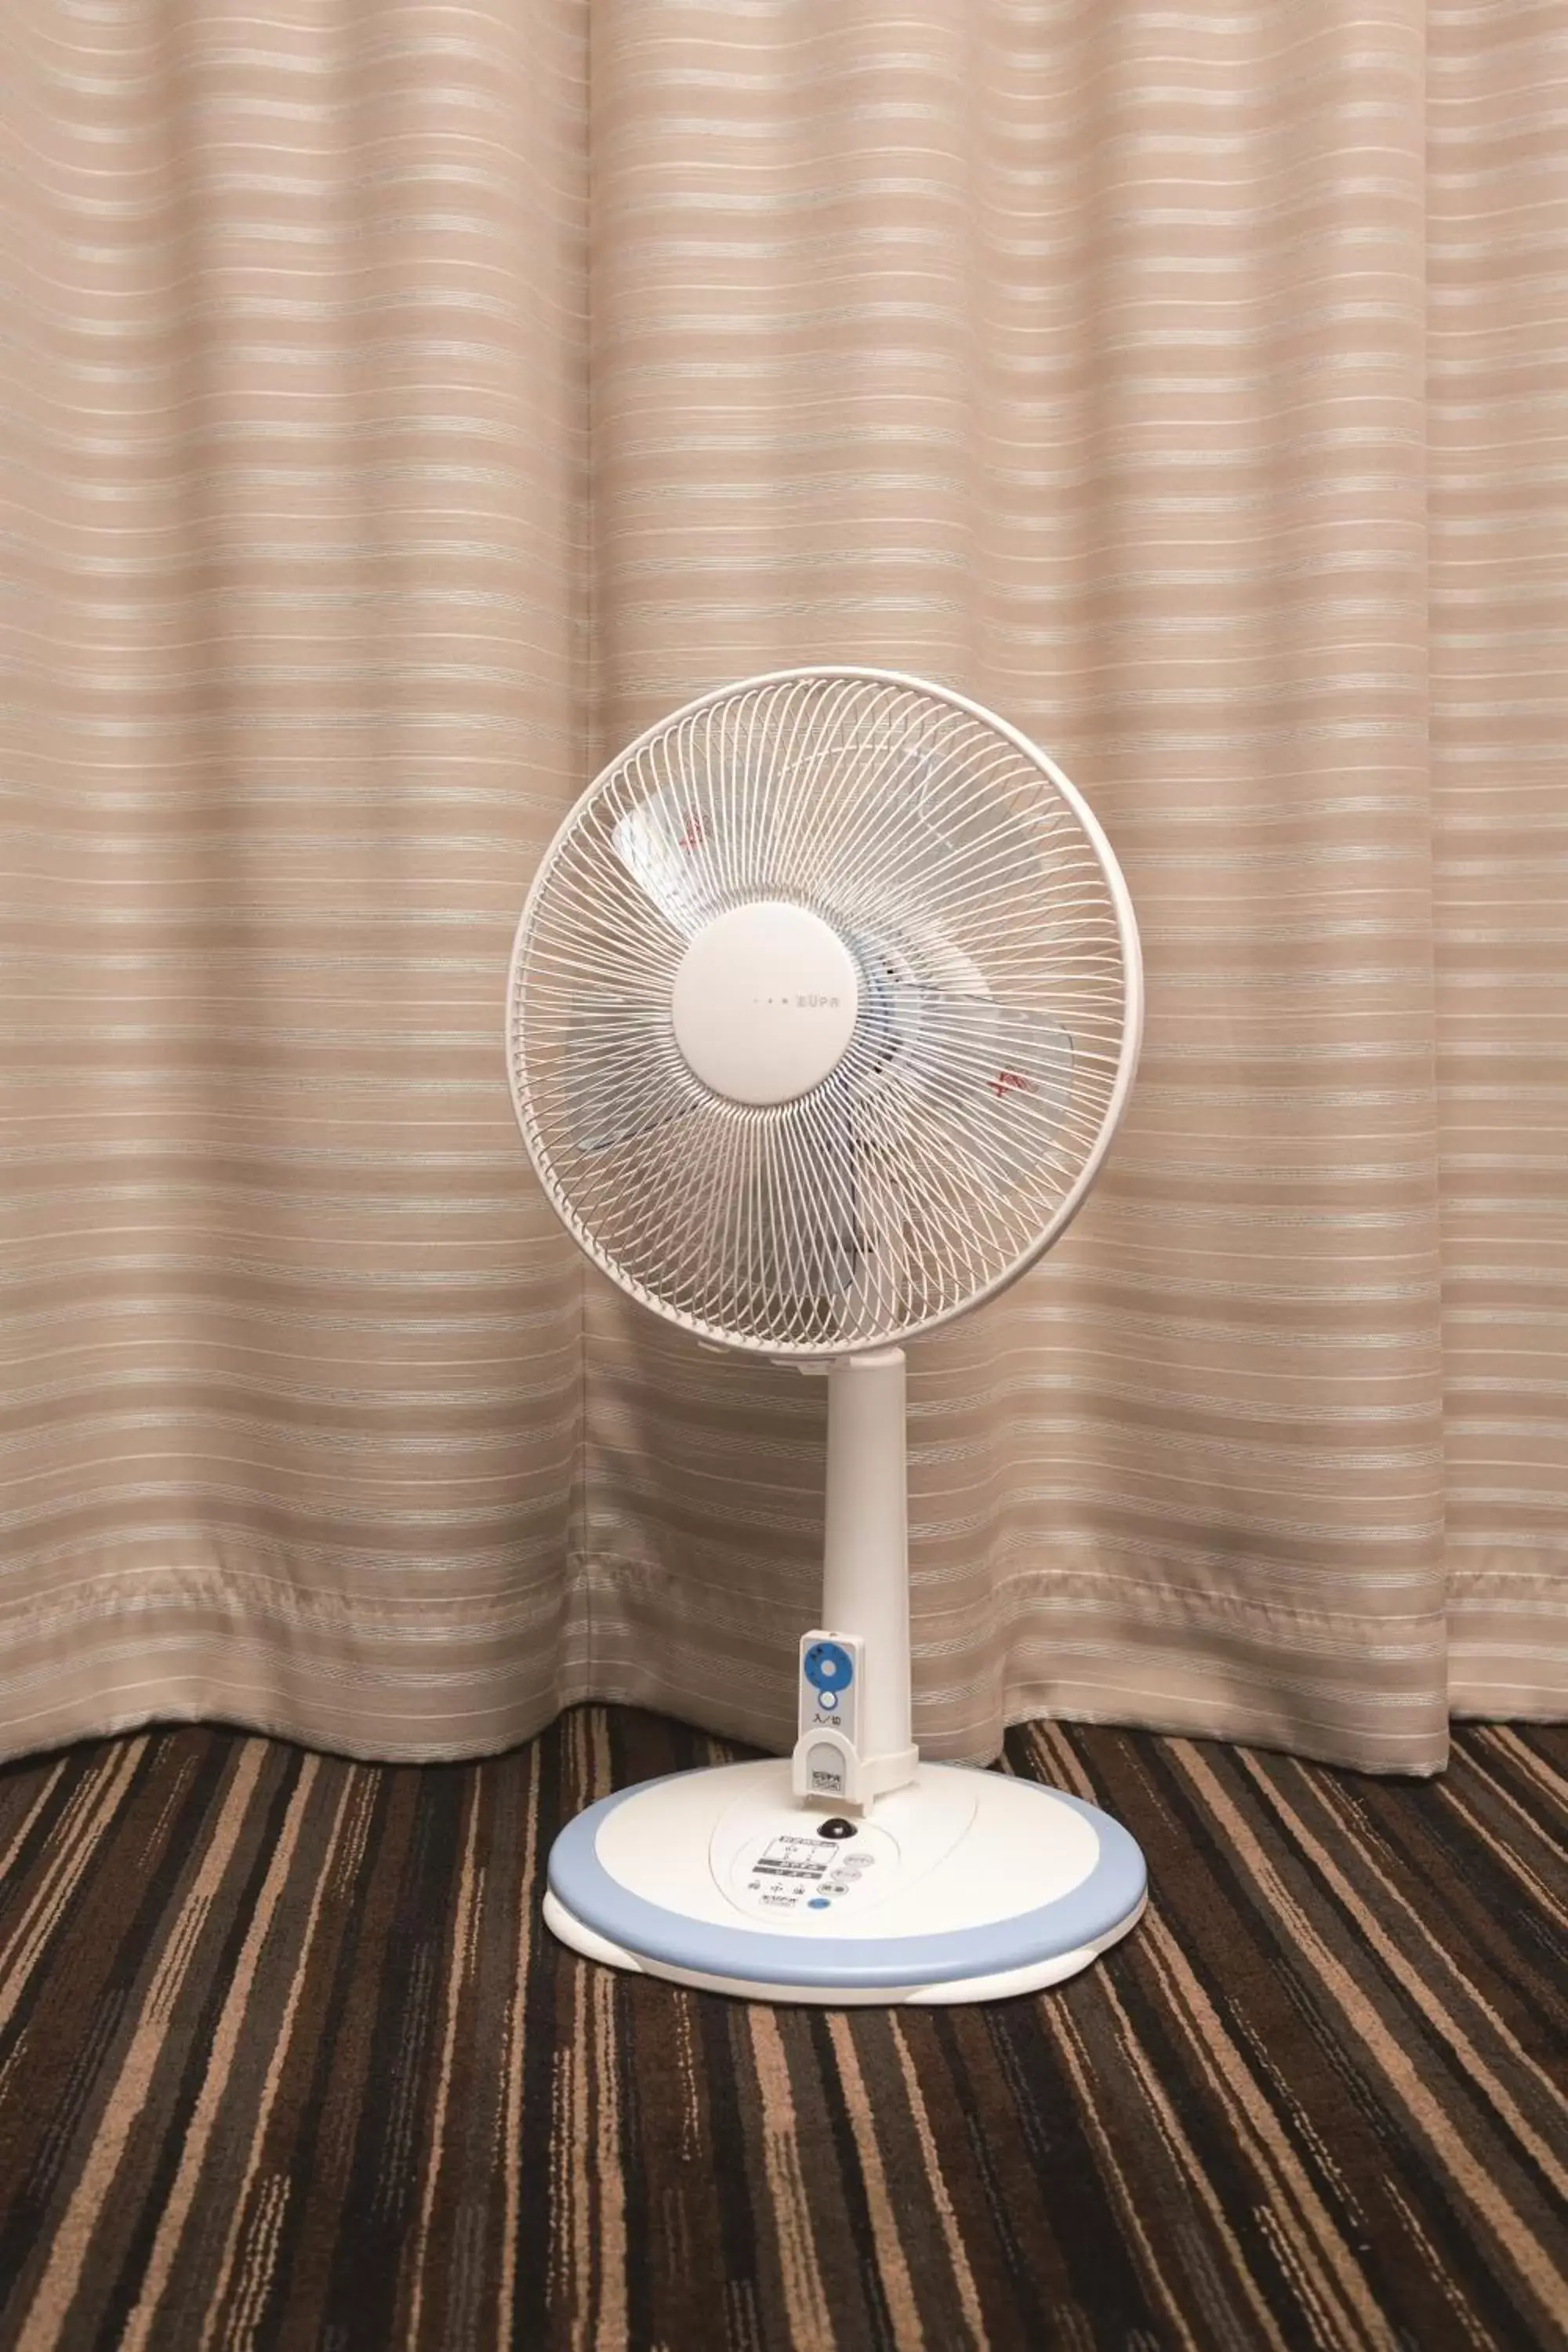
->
left=2, top=0, right=1563, bottom=1777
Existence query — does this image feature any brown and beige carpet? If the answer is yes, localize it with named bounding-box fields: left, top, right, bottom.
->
left=0, top=1707, right=1562, bottom=2352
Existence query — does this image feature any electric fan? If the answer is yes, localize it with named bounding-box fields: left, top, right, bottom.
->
left=506, top=667, right=1145, bottom=2004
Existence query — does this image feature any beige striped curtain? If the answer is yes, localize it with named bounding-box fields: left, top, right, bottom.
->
left=2, top=0, right=1563, bottom=1777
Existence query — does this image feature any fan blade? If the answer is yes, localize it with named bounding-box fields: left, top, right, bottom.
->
left=900, top=994, right=1075, bottom=1182
left=611, top=785, right=720, bottom=935
left=562, top=1000, right=691, bottom=1158
left=840, top=739, right=1052, bottom=927
left=752, top=1076, right=862, bottom=1325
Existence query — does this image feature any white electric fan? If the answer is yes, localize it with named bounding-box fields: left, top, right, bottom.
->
left=506, top=667, right=1145, bottom=2004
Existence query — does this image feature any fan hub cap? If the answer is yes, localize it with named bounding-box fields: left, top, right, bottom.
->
left=670, top=902, right=861, bottom=1106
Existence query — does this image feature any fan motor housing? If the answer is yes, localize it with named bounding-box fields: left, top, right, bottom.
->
left=670, top=901, right=862, bottom=1105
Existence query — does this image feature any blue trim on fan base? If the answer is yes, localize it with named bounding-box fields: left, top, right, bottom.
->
left=547, top=1765, right=1147, bottom=1991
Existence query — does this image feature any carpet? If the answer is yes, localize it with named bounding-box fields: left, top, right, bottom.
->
left=0, top=1707, right=1563, bottom=2351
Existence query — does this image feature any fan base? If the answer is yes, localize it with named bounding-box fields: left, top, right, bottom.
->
left=543, top=1758, right=1145, bottom=2005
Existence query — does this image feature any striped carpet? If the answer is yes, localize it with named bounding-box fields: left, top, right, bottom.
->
left=0, top=1711, right=1563, bottom=2352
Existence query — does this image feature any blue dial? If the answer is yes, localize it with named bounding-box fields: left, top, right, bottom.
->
left=804, top=1640, right=855, bottom=1702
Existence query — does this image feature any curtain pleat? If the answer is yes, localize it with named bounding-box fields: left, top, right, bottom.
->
left=1428, top=0, right=1568, bottom=1722
left=0, top=0, right=591, bottom=1759
left=0, top=1, right=1563, bottom=1772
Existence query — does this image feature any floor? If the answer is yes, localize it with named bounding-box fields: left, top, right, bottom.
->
left=0, top=1706, right=1562, bottom=2351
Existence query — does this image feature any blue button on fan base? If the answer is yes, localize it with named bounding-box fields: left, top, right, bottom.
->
left=547, top=1767, right=1147, bottom=1991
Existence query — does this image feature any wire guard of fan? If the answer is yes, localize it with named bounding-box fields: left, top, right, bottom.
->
left=506, top=670, right=1141, bottom=1355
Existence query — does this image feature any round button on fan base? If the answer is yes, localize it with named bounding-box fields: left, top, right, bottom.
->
left=544, top=1759, right=1147, bottom=2005
left=670, top=901, right=861, bottom=1105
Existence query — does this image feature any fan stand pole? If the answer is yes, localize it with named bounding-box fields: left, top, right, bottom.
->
left=812, top=1348, right=920, bottom=1808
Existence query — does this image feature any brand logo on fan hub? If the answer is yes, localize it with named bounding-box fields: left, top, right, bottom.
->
left=797, top=994, right=840, bottom=1009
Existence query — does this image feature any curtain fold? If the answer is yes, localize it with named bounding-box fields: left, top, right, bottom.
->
left=1, top=0, right=1563, bottom=1773
left=0, top=0, right=592, bottom=1759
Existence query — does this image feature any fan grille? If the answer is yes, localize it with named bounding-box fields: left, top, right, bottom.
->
left=507, top=670, right=1140, bottom=1354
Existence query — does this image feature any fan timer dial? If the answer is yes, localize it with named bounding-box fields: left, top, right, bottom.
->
left=804, top=1640, right=855, bottom=1708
